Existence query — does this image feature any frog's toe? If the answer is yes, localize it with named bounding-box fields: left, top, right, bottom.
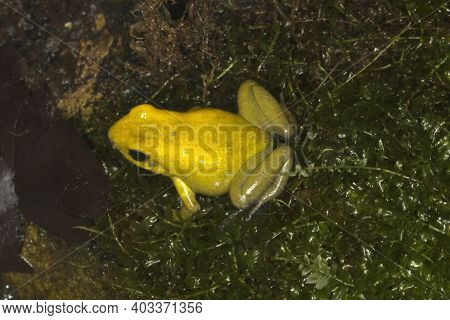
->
left=229, top=146, right=294, bottom=218
left=173, top=206, right=198, bottom=221
left=238, top=80, right=297, bottom=140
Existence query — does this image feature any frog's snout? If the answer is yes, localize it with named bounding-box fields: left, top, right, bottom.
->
left=108, top=120, right=121, bottom=146
left=108, top=118, right=132, bottom=154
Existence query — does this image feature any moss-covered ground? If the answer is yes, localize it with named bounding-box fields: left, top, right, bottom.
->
left=2, top=0, right=449, bottom=299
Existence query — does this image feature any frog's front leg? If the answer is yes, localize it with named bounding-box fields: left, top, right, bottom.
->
left=171, top=177, right=200, bottom=220
left=229, top=145, right=294, bottom=220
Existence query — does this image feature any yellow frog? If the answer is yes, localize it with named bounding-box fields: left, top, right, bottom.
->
left=108, top=80, right=296, bottom=219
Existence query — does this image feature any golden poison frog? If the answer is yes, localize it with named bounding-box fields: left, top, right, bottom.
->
left=108, top=80, right=296, bottom=219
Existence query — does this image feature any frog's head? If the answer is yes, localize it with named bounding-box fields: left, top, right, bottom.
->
left=108, top=104, right=167, bottom=174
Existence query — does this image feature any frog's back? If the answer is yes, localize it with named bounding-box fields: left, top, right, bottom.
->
left=184, top=107, right=246, bottom=125
left=175, top=107, right=270, bottom=195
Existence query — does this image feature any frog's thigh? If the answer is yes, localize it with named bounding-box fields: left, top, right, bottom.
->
left=229, top=145, right=293, bottom=218
left=238, top=80, right=296, bottom=139
left=172, top=177, right=200, bottom=219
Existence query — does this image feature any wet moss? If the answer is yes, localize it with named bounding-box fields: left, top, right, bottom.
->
left=2, top=223, right=108, bottom=299
left=2, top=0, right=448, bottom=299
left=86, top=0, right=448, bottom=299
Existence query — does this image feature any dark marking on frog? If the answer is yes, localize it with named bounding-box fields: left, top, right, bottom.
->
left=129, top=149, right=150, bottom=162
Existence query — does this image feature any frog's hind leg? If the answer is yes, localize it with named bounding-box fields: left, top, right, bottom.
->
left=229, top=145, right=294, bottom=220
left=238, top=80, right=296, bottom=139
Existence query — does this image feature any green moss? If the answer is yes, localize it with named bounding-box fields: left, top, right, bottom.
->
left=5, top=0, right=448, bottom=299
left=2, top=223, right=108, bottom=299
left=80, top=0, right=448, bottom=299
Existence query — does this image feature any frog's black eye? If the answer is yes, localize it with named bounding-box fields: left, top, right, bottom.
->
left=128, top=149, right=149, bottom=162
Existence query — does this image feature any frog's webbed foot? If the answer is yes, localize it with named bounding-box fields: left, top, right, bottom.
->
left=229, top=145, right=294, bottom=220
left=172, top=177, right=200, bottom=220
left=238, top=80, right=297, bottom=140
